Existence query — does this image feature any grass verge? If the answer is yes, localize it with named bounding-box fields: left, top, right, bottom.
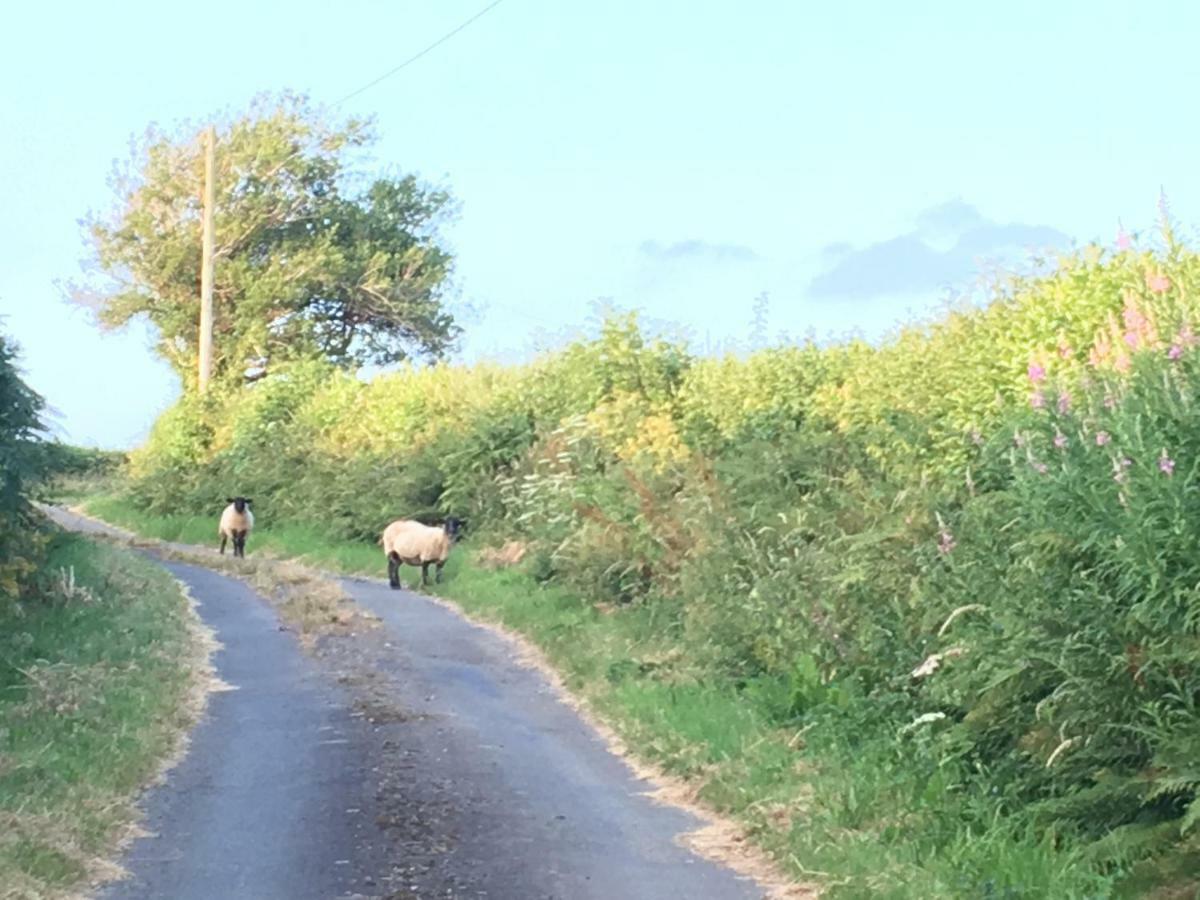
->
left=0, top=530, right=211, bottom=900
left=76, top=494, right=1122, bottom=898
left=66, top=499, right=375, bottom=642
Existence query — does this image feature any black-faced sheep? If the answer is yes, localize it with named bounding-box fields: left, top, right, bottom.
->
left=381, top=517, right=462, bottom=589
left=218, top=497, right=254, bottom=558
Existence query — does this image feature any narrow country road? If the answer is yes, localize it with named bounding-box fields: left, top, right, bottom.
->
left=50, top=509, right=769, bottom=900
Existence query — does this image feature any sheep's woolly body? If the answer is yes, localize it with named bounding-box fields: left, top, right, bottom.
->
left=218, top=504, right=254, bottom=539
left=381, top=520, right=450, bottom=565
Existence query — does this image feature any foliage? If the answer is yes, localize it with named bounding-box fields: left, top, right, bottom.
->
left=0, top=330, right=47, bottom=600
left=114, top=222, right=1200, bottom=894
left=78, top=92, right=457, bottom=389
left=31, top=443, right=125, bottom=479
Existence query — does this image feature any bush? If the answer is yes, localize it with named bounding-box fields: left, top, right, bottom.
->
left=0, top=331, right=48, bottom=600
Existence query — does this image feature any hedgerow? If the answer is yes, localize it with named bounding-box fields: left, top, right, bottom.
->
left=120, top=224, right=1200, bottom=893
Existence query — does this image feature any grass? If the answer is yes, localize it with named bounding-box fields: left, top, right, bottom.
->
left=79, top=496, right=377, bottom=638
left=0, top=531, right=206, bottom=900
left=74, top=494, right=1124, bottom=898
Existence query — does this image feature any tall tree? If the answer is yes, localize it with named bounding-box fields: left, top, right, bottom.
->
left=77, top=93, right=458, bottom=388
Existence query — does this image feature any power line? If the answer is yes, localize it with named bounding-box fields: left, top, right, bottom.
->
left=335, top=0, right=507, bottom=106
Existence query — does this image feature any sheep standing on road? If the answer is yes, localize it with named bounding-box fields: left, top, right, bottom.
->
left=382, top=517, right=461, bottom=589
left=218, top=497, right=254, bottom=558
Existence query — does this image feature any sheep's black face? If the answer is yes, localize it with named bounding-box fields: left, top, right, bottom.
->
left=444, top=517, right=463, bottom=542
left=226, top=496, right=251, bottom=513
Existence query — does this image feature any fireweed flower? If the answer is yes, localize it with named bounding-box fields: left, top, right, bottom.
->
left=937, top=530, right=956, bottom=555
left=1095, top=431, right=1111, bottom=446
left=1030, top=391, right=1046, bottom=409
left=1053, top=432, right=1068, bottom=449
left=1124, top=304, right=1147, bottom=332
left=1147, top=273, right=1171, bottom=293
left=1117, top=227, right=1132, bottom=250
left=1122, top=297, right=1157, bottom=350
left=1178, top=324, right=1197, bottom=348
left=1033, top=461, right=1049, bottom=474
left=1058, top=341, right=1073, bottom=359
left=1168, top=344, right=1184, bottom=360
left=1104, top=394, right=1118, bottom=409
left=1090, top=332, right=1114, bottom=369
left=1028, top=363, right=1046, bottom=383
left=1057, top=392, right=1071, bottom=414
left=1159, top=453, right=1175, bottom=476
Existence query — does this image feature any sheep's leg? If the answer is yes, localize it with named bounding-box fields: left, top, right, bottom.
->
left=421, top=561, right=430, bottom=587
left=219, top=533, right=227, bottom=555
left=237, top=531, right=247, bottom=558
left=435, top=561, right=444, bottom=584
left=387, top=555, right=400, bottom=589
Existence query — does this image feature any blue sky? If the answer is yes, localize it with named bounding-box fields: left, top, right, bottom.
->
left=2, top=0, right=1197, bottom=448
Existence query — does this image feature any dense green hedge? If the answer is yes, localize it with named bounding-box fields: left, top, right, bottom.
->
left=0, top=331, right=47, bottom=599
left=122, top=228, right=1200, bottom=891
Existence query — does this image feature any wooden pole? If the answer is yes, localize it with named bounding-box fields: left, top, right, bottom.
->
left=198, top=125, right=216, bottom=391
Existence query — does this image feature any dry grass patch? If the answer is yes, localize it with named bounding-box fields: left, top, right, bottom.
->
left=46, top=505, right=378, bottom=642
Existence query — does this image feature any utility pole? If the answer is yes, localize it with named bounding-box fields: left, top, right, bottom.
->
left=198, top=125, right=216, bottom=391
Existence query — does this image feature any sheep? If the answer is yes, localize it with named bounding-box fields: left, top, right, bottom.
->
left=381, top=517, right=462, bottom=589
left=218, top=497, right=254, bottom=558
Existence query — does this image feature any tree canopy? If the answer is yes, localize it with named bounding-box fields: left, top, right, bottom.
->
left=79, top=93, right=458, bottom=388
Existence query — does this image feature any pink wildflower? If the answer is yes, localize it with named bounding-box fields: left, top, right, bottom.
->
left=1124, top=303, right=1148, bottom=332
left=1033, top=461, right=1049, bottom=474
left=1147, top=273, right=1171, bottom=294
left=1053, top=433, right=1068, bottom=450
left=1058, top=341, right=1073, bottom=360
left=1117, top=227, right=1132, bottom=250
left=1103, top=394, right=1117, bottom=409
left=1178, top=324, right=1197, bottom=348
left=1095, top=431, right=1111, bottom=446
left=1030, top=391, right=1046, bottom=410
left=1168, top=344, right=1183, bottom=360
left=1159, top=453, right=1175, bottom=476
left=1057, top=392, right=1071, bottom=414
left=1122, top=457, right=1134, bottom=468
left=1114, top=353, right=1131, bottom=373
left=970, top=429, right=983, bottom=446
left=1013, top=431, right=1026, bottom=448
left=937, top=530, right=956, bottom=555
left=1123, top=330, right=1141, bottom=350
left=1028, top=363, right=1046, bottom=384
